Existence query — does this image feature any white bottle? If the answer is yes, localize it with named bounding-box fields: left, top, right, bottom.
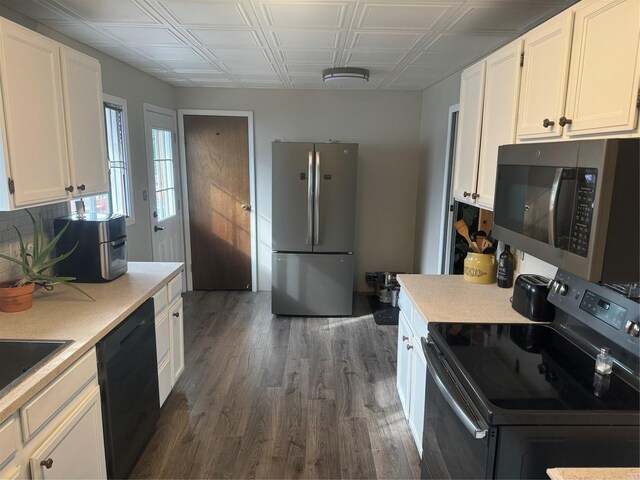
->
left=595, top=347, right=613, bottom=375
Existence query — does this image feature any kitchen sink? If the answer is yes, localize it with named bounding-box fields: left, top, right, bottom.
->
left=0, top=340, right=72, bottom=399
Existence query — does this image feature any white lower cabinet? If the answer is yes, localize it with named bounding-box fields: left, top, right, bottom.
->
left=154, top=271, right=185, bottom=407
left=30, top=386, right=106, bottom=480
left=397, top=289, right=428, bottom=455
left=0, top=348, right=107, bottom=480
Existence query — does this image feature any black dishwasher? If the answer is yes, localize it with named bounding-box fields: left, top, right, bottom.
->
left=96, top=298, right=160, bottom=479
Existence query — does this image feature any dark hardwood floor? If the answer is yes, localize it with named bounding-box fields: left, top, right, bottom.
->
left=130, top=292, right=421, bottom=479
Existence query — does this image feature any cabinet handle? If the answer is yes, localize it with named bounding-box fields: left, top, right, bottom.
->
left=40, top=458, right=53, bottom=469
left=173, top=311, right=180, bottom=317
left=542, top=118, right=555, bottom=128
left=77, top=184, right=86, bottom=191
left=558, top=116, right=572, bottom=127
left=65, top=185, right=74, bottom=193
left=463, top=191, right=471, bottom=198
left=406, top=344, right=414, bottom=351
left=471, top=193, right=479, bottom=200
left=402, top=335, right=409, bottom=341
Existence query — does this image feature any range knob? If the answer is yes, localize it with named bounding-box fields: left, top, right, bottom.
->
left=551, top=281, right=568, bottom=296
left=625, top=320, right=640, bottom=337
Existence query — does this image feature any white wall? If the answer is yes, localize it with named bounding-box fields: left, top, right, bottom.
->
left=177, top=87, right=423, bottom=291
left=0, top=7, right=178, bottom=261
left=413, top=72, right=462, bottom=274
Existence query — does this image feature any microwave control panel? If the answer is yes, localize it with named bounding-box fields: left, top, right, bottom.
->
left=569, top=168, right=597, bottom=258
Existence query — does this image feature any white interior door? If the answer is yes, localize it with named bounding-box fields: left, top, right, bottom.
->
left=144, top=104, right=184, bottom=263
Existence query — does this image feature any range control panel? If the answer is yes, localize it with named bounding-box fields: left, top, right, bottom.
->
left=580, top=290, right=627, bottom=329
left=569, top=168, right=597, bottom=258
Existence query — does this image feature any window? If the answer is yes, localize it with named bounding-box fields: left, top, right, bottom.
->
left=70, top=94, right=134, bottom=223
left=151, top=128, right=176, bottom=221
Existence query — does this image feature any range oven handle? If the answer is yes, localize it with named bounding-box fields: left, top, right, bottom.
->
left=548, top=167, right=567, bottom=248
left=423, top=339, right=489, bottom=440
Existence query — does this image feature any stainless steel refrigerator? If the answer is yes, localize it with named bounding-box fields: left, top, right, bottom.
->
left=272, top=142, right=358, bottom=316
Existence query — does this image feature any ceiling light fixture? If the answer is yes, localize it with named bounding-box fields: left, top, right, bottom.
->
left=322, top=67, right=370, bottom=85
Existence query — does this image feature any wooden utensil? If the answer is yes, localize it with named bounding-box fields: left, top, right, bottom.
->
left=454, top=220, right=480, bottom=253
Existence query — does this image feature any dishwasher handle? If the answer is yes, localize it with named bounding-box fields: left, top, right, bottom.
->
left=423, top=338, right=489, bottom=440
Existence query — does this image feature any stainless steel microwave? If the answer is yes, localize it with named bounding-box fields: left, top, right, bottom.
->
left=493, top=139, right=638, bottom=283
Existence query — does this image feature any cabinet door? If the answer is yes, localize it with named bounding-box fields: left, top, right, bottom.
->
left=452, top=61, right=485, bottom=204
left=61, top=47, right=108, bottom=196
left=170, top=298, right=184, bottom=384
left=517, top=11, right=574, bottom=140
left=29, top=386, right=106, bottom=480
left=564, top=0, right=640, bottom=137
left=396, top=312, right=412, bottom=419
left=0, top=21, right=70, bottom=207
left=476, top=41, right=523, bottom=210
left=408, top=347, right=427, bottom=456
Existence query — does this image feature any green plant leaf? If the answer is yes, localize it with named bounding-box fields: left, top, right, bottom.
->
left=34, top=274, right=95, bottom=301
left=36, top=243, right=78, bottom=272
left=31, top=221, right=71, bottom=272
left=0, top=252, right=23, bottom=266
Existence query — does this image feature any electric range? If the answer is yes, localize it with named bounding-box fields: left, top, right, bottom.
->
left=421, top=270, right=640, bottom=479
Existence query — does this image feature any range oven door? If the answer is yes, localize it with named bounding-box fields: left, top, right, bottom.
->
left=421, top=339, right=496, bottom=479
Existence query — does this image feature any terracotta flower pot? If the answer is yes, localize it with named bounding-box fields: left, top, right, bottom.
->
left=0, top=281, right=35, bottom=313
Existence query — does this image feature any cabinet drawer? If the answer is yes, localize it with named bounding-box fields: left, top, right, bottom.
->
left=167, top=273, right=183, bottom=305
left=0, top=415, right=18, bottom=468
left=152, top=287, right=168, bottom=316
left=158, top=356, right=171, bottom=407
left=155, top=310, right=170, bottom=366
left=20, top=348, right=98, bottom=441
left=398, top=289, right=412, bottom=321
left=411, top=308, right=429, bottom=343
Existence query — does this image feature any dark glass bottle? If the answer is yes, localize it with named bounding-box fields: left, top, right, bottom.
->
left=497, top=244, right=515, bottom=288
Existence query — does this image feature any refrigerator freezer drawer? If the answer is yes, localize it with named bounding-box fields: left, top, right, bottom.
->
left=272, top=253, right=354, bottom=316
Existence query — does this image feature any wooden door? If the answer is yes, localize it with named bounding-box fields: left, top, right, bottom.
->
left=30, top=386, right=106, bottom=480
left=476, top=40, right=523, bottom=210
left=0, top=20, right=70, bottom=207
left=184, top=115, right=251, bottom=290
left=452, top=61, right=485, bottom=204
left=516, top=10, right=574, bottom=140
left=564, top=0, right=640, bottom=137
left=60, top=47, right=109, bottom=197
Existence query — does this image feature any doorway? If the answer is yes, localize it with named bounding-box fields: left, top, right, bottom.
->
left=439, top=104, right=459, bottom=274
left=143, top=104, right=184, bottom=264
left=178, top=110, right=257, bottom=291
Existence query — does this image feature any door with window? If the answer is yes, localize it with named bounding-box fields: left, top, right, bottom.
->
left=144, top=105, right=184, bottom=263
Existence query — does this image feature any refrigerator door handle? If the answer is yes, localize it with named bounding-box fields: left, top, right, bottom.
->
left=314, top=151, right=320, bottom=245
left=307, top=151, right=314, bottom=244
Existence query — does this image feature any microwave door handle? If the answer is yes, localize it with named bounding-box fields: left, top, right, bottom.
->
left=307, top=151, right=314, bottom=245
left=423, top=339, right=489, bottom=440
left=314, top=151, right=320, bottom=245
left=548, top=168, right=567, bottom=248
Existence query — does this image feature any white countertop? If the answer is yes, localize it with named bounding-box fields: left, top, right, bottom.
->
left=397, top=274, right=540, bottom=324
left=0, top=261, right=183, bottom=423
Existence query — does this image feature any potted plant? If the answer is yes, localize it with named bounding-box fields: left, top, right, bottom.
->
left=0, top=210, right=93, bottom=313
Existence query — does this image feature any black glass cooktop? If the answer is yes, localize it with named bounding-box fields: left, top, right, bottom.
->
left=429, top=323, right=639, bottom=412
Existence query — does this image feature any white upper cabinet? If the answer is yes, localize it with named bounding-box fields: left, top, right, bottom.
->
left=517, top=10, right=574, bottom=141
left=0, top=20, right=70, bottom=208
left=476, top=40, right=523, bottom=210
left=452, top=61, right=486, bottom=204
left=61, top=47, right=108, bottom=197
left=563, top=0, right=640, bottom=137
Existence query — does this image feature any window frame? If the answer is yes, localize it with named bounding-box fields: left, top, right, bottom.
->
left=103, top=93, right=135, bottom=226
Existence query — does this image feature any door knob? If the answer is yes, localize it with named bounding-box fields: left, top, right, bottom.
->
left=542, top=118, right=555, bottom=128
left=65, top=185, right=74, bottom=193
left=77, top=184, right=86, bottom=191
left=406, top=344, right=414, bottom=351
left=402, top=335, right=409, bottom=341
left=463, top=191, right=471, bottom=198
left=471, top=193, right=479, bottom=200
left=154, top=225, right=166, bottom=232
left=241, top=204, right=251, bottom=211
left=173, top=311, right=180, bottom=317
left=40, top=458, right=53, bottom=469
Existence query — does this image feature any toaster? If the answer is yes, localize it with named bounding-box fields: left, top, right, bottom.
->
left=512, top=274, right=555, bottom=322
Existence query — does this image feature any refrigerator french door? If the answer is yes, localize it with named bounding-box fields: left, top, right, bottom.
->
left=272, top=142, right=358, bottom=316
